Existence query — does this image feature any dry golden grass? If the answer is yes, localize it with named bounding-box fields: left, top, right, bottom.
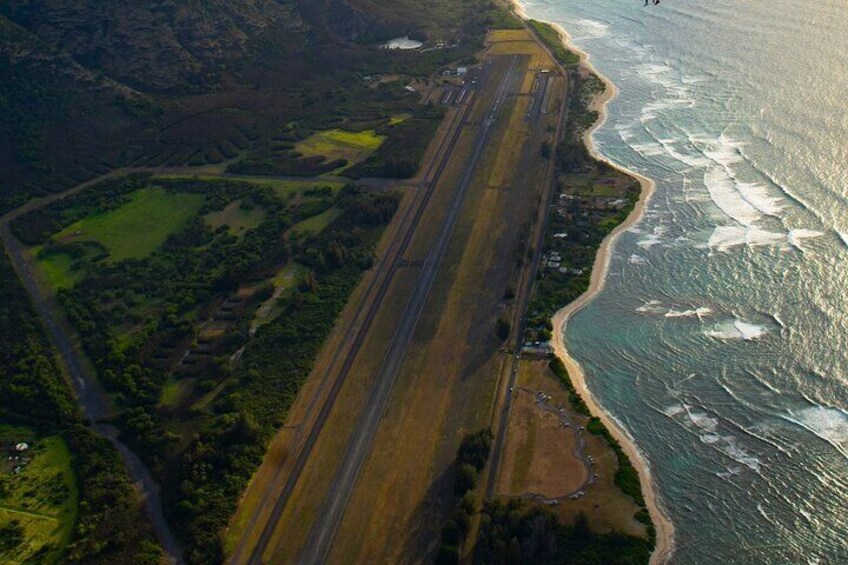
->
left=497, top=386, right=587, bottom=497
left=487, top=29, right=555, bottom=70
left=507, top=362, right=648, bottom=539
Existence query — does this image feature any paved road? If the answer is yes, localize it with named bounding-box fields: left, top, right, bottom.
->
left=298, top=55, right=523, bottom=565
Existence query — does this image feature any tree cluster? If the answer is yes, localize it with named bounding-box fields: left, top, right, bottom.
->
left=437, top=428, right=494, bottom=565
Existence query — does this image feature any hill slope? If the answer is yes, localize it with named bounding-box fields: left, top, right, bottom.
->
left=0, top=0, right=501, bottom=212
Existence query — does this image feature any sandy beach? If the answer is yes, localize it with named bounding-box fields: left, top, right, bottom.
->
left=510, top=1, right=675, bottom=562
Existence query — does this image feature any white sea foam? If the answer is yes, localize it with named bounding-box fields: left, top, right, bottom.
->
left=665, top=307, right=712, bottom=319
left=716, top=466, right=743, bottom=480
left=708, top=226, right=786, bottom=252
left=573, top=18, right=610, bottom=40
left=658, top=140, right=712, bottom=170
left=706, top=320, right=769, bottom=340
left=736, top=181, right=785, bottom=216
left=635, top=299, right=665, bottom=314
left=629, top=254, right=647, bottom=265
left=670, top=405, right=762, bottom=472
left=700, top=433, right=722, bottom=445
left=724, top=439, right=762, bottom=471
left=616, top=125, right=637, bottom=142
left=662, top=403, right=686, bottom=418
left=684, top=406, right=720, bottom=433
left=783, top=406, right=848, bottom=459
left=635, top=225, right=666, bottom=249
left=629, top=141, right=667, bottom=157
left=703, top=167, right=762, bottom=226
left=787, top=229, right=825, bottom=251
left=636, top=234, right=662, bottom=248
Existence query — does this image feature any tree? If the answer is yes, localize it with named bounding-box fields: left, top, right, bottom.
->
left=541, top=140, right=552, bottom=159
left=455, top=463, right=478, bottom=496
left=496, top=317, right=511, bottom=342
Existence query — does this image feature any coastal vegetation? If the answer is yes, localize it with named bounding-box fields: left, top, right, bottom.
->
left=526, top=72, right=640, bottom=343
left=475, top=499, right=652, bottom=564
left=12, top=173, right=400, bottom=562
left=527, top=20, right=581, bottom=67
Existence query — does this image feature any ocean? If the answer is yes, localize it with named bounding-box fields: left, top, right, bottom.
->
left=518, top=0, right=848, bottom=562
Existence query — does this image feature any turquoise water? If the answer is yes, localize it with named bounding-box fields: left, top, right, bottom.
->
left=519, top=0, right=848, bottom=562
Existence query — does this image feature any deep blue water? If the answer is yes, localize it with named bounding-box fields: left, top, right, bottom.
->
left=518, top=0, right=848, bottom=562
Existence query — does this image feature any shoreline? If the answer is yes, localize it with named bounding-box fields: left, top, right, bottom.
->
left=510, top=2, right=675, bottom=562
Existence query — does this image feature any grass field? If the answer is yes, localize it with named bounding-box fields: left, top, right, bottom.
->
left=296, top=129, right=385, bottom=167
left=504, top=364, right=647, bottom=538
left=0, top=429, right=78, bottom=564
left=290, top=207, right=342, bottom=236
left=54, top=187, right=205, bottom=262
left=204, top=200, right=266, bottom=237
left=497, top=362, right=587, bottom=497
left=251, top=262, right=308, bottom=333
left=158, top=378, right=193, bottom=409
left=32, top=249, right=85, bottom=290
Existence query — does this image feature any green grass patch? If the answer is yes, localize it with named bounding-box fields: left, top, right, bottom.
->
left=33, top=248, right=84, bottom=290
left=204, top=200, right=266, bottom=237
left=53, top=188, right=204, bottom=261
left=271, top=262, right=306, bottom=289
left=252, top=263, right=308, bottom=331
left=158, top=379, right=193, bottom=409
left=296, top=128, right=386, bottom=166
left=389, top=114, right=411, bottom=125
left=0, top=434, right=78, bottom=564
left=290, top=207, right=342, bottom=235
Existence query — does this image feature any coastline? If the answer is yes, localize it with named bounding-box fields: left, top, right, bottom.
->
left=510, top=1, right=675, bottom=562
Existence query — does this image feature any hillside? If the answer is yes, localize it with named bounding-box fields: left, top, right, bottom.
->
left=0, top=0, right=502, bottom=214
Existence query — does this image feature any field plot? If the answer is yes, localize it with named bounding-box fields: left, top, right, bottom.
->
left=496, top=375, right=588, bottom=497
left=54, top=188, right=204, bottom=262
left=295, top=129, right=385, bottom=167
left=488, top=29, right=557, bottom=71
left=204, top=200, right=266, bottom=237
left=35, top=251, right=84, bottom=290
left=495, top=361, right=647, bottom=539
left=0, top=429, right=77, bottom=564
left=290, top=207, right=343, bottom=236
